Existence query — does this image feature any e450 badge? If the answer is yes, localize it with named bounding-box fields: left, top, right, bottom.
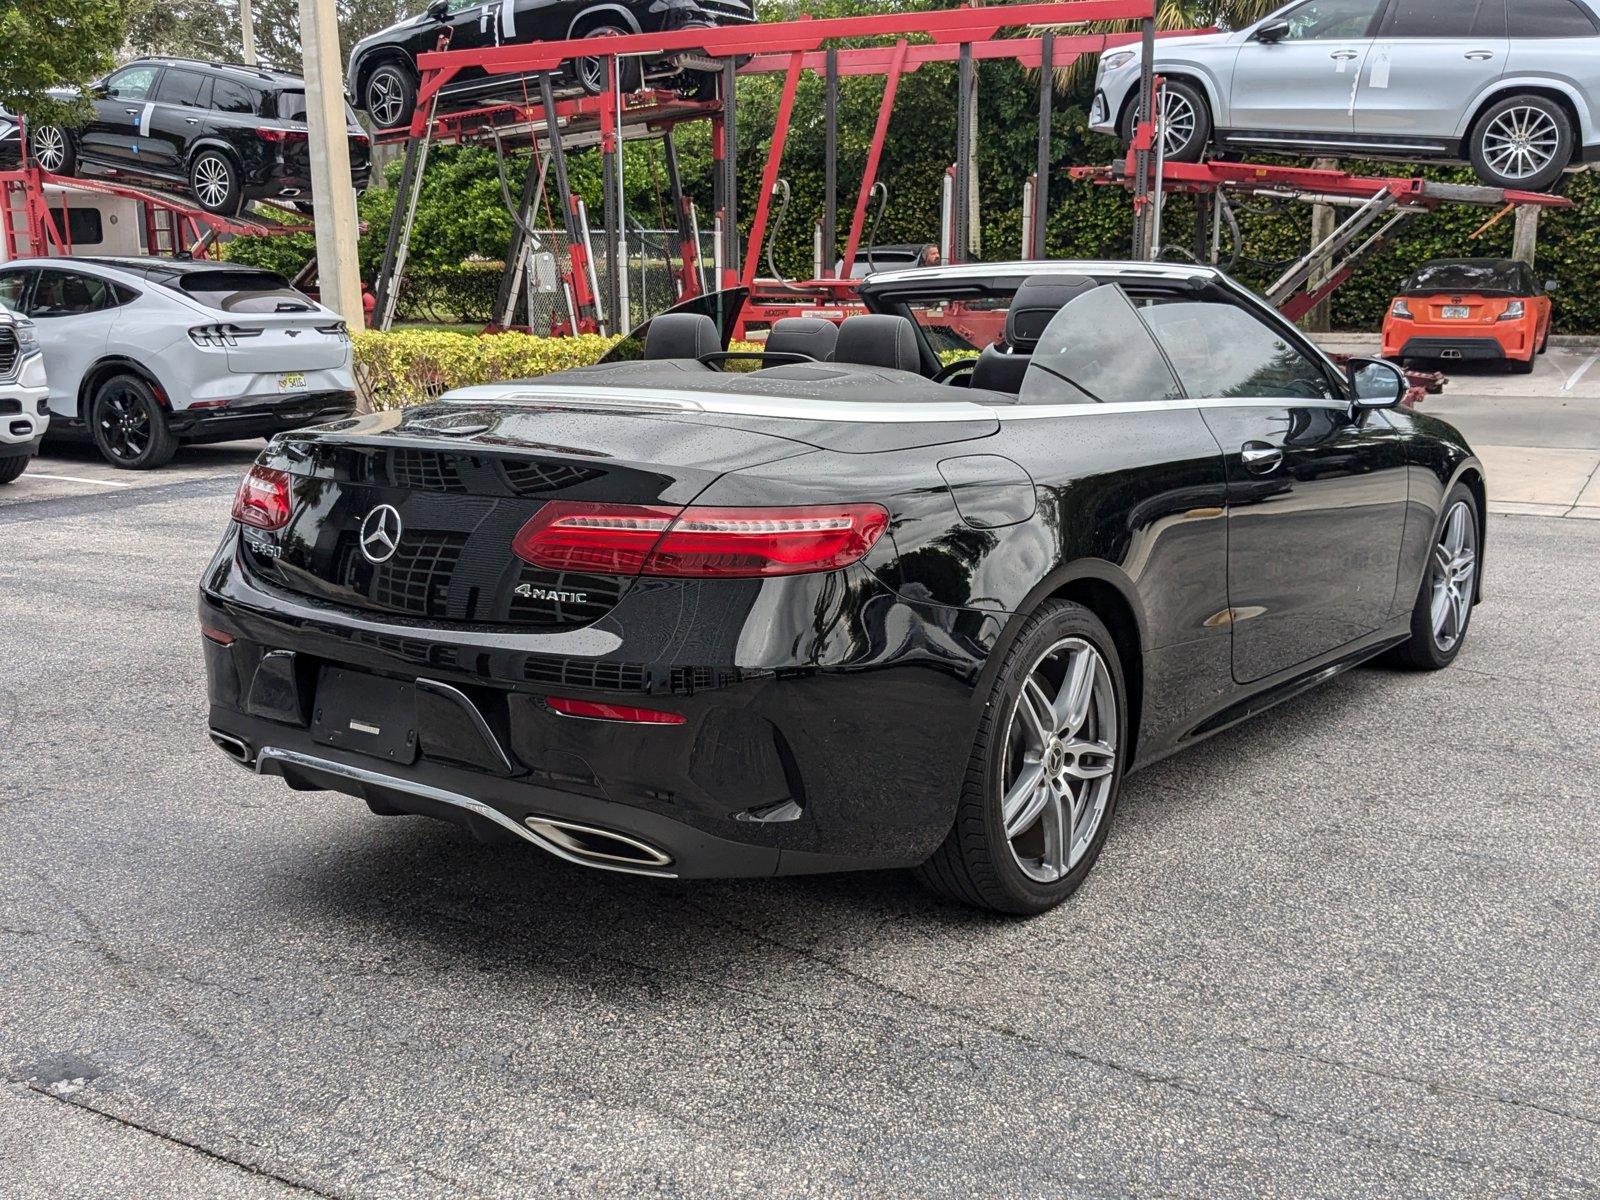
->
left=515, top=583, right=587, bottom=604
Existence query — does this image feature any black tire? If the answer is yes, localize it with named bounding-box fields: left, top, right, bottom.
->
left=1386, top=483, right=1479, bottom=671
left=365, top=61, right=417, bottom=131
left=29, top=124, right=76, bottom=175
left=1508, top=353, right=1535, bottom=374
left=90, top=375, right=177, bottom=470
left=189, top=149, right=241, bottom=215
left=1469, top=94, right=1573, bottom=192
left=1120, top=78, right=1210, bottom=164
left=575, top=24, right=644, bottom=96
left=0, top=455, right=28, bottom=486
left=916, top=601, right=1129, bottom=915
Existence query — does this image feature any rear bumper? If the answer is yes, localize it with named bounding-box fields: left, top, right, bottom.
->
left=170, top=390, right=357, bottom=442
left=1389, top=335, right=1520, bottom=362
left=200, top=534, right=1001, bottom=879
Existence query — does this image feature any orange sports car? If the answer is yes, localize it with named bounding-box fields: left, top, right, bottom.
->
left=1383, top=258, right=1553, bottom=374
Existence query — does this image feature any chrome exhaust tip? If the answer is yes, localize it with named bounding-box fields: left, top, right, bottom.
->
left=523, top=816, right=674, bottom=871
left=1440, top=349, right=1462, bottom=360
left=209, top=729, right=253, bottom=766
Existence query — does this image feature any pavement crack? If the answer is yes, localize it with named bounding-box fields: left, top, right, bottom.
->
left=675, top=900, right=1598, bottom=1192
left=1254, top=1045, right=1600, bottom=1130
left=20, top=1084, right=338, bottom=1198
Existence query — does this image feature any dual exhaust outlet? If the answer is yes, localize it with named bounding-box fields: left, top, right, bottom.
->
left=209, top=730, right=674, bottom=876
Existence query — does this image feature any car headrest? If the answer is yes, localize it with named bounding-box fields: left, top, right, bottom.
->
left=644, top=312, right=721, bottom=361
left=834, top=314, right=921, bottom=372
left=765, top=316, right=838, bottom=362
left=1006, top=274, right=1097, bottom=352
left=969, top=343, right=1031, bottom=395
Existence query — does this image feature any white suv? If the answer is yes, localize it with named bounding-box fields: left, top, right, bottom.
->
left=0, top=302, right=48, bottom=486
left=1091, top=0, right=1600, bottom=191
left=0, top=258, right=356, bottom=469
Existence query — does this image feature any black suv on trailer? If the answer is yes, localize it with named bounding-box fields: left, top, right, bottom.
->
left=26, top=58, right=372, bottom=215
left=347, top=0, right=755, bottom=130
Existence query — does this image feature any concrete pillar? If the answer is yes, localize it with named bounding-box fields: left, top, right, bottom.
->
left=240, top=0, right=257, bottom=66
left=299, top=0, right=365, bottom=326
left=1512, top=205, right=1540, bottom=267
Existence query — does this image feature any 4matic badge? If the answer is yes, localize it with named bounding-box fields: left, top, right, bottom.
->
left=515, top=584, right=588, bottom=604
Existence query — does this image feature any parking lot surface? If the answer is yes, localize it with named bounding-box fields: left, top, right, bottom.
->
left=2, top=405, right=1597, bottom=1197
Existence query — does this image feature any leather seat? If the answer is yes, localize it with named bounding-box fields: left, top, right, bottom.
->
left=765, top=316, right=838, bottom=362
left=970, top=274, right=1098, bottom=394
left=644, top=312, right=721, bottom=362
left=833, top=314, right=922, bottom=372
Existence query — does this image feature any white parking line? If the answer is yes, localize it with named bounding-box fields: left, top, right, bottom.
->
left=24, top=473, right=134, bottom=488
left=1563, top=352, right=1599, bottom=392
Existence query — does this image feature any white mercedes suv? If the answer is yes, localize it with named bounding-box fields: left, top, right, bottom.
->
left=0, top=300, right=48, bottom=486
left=1091, top=0, right=1600, bottom=191
left=0, top=258, right=356, bottom=469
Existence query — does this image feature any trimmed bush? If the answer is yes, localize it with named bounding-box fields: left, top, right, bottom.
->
left=354, top=330, right=620, bottom=409
left=353, top=330, right=769, bottom=409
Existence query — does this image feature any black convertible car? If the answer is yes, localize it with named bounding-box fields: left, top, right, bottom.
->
left=201, top=262, right=1485, bottom=914
left=347, top=0, right=755, bottom=130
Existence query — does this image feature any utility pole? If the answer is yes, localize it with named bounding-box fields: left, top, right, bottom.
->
left=1306, top=157, right=1338, bottom=332
left=299, top=0, right=364, bottom=326
left=240, top=0, right=258, bottom=66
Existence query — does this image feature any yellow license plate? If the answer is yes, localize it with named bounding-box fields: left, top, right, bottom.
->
left=277, top=372, right=307, bottom=392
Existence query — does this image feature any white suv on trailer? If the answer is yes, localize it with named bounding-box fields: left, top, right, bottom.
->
left=0, top=301, right=48, bottom=486
left=0, top=258, right=356, bottom=470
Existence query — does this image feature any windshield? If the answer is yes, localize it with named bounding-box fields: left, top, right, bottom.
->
left=1403, top=260, right=1526, bottom=295
left=1020, top=284, right=1184, bottom=405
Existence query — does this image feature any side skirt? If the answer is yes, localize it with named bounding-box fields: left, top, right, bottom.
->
left=1133, top=625, right=1412, bottom=772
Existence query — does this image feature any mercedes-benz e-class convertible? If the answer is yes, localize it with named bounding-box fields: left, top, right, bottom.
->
left=201, top=262, right=1485, bottom=914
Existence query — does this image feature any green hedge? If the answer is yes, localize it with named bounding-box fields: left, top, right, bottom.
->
left=354, top=329, right=765, bottom=408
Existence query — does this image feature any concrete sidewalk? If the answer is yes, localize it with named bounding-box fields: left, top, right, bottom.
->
left=1311, top=335, right=1600, bottom=519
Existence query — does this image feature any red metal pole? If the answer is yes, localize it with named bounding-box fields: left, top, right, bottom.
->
left=741, top=51, right=804, bottom=290
left=841, top=39, right=908, bottom=278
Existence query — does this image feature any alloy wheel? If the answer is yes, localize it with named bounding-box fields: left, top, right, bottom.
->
left=1159, top=91, right=1197, bottom=159
left=193, top=154, right=232, bottom=211
left=1430, top=501, right=1477, bottom=652
left=369, top=70, right=405, bottom=127
left=1000, top=637, right=1118, bottom=883
left=31, top=126, right=65, bottom=172
left=1481, top=106, right=1560, bottom=181
left=577, top=54, right=606, bottom=94
left=98, top=385, right=152, bottom=463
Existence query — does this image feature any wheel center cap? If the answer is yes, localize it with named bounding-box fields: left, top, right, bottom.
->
left=1045, top=740, right=1071, bottom=777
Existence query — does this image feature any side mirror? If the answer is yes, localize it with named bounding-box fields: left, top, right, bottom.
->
left=1348, top=357, right=1405, bottom=409
left=1254, top=18, right=1291, bottom=43
left=425, top=0, right=449, bottom=19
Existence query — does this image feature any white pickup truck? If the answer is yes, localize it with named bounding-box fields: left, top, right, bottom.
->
left=0, top=302, right=48, bottom=485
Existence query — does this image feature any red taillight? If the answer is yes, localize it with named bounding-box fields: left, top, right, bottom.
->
left=232, top=465, right=292, bottom=531
left=201, top=625, right=235, bottom=646
left=545, top=696, right=686, bottom=725
left=257, top=127, right=308, bottom=143
left=512, top=502, right=889, bottom=578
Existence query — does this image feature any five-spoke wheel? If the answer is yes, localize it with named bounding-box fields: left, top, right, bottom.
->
left=919, top=601, right=1127, bottom=914
left=90, top=374, right=177, bottom=470
left=1390, top=483, right=1480, bottom=670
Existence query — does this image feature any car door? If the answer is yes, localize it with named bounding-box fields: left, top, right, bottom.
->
left=24, top=268, right=126, bottom=417
left=144, top=66, right=213, bottom=176
left=1139, top=296, right=1409, bottom=684
left=1355, top=0, right=1509, bottom=143
left=79, top=64, right=163, bottom=168
left=1227, top=0, right=1385, bottom=140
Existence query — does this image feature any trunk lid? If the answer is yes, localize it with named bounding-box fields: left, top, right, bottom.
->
left=242, top=403, right=818, bottom=630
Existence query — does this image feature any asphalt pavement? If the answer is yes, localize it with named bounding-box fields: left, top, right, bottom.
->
left=1, top=402, right=1597, bottom=1198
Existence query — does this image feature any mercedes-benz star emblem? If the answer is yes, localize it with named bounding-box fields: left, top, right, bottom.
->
left=359, top=504, right=403, bottom=565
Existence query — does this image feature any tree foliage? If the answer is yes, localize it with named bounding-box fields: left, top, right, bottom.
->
left=124, top=0, right=409, bottom=70
left=0, top=0, right=127, bottom=125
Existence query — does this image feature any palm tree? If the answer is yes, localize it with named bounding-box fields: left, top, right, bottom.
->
left=1050, top=0, right=1285, bottom=92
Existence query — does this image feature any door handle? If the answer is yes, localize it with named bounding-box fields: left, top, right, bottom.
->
left=123, top=107, right=141, bottom=115
left=1240, top=442, right=1284, bottom=474
left=1329, top=50, right=1359, bottom=60
left=1464, top=50, right=1495, bottom=60
left=185, top=117, right=200, bottom=124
